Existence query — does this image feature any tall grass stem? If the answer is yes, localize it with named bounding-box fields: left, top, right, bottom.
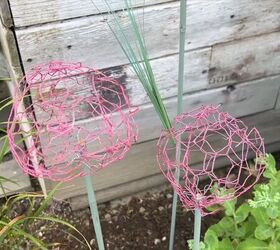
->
left=194, top=209, right=202, bottom=250
left=169, top=0, right=187, bottom=249
left=84, top=170, right=105, bottom=250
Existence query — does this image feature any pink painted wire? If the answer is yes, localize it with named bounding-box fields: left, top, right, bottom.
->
left=157, top=105, right=265, bottom=215
left=7, top=61, right=138, bottom=182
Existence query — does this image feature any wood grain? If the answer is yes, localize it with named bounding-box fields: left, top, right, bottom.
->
left=0, top=15, right=22, bottom=80
left=209, top=32, right=280, bottom=87
left=114, top=31, right=280, bottom=106
left=68, top=136, right=280, bottom=211
left=9, top=0, right=174, bottom=27
left=15, top=0, right=280, bottom=71
left=69, top=173, right=168, bottom=210
left=28, top=47, right=211, bottom=117
left=40, top=76, right=280, bottom=167
left=0, top=0, right=13, bottom=28
left=0, top=7, right=31, bottom=194
left=0, top=159, right=32, bottom=197
left=276, top=87, right=280, bottom=109
left=48, top=108, right=280, bottom=203
left=0, top=53, right=9, bottom=79
left=28, top=30, right=280, bottom=113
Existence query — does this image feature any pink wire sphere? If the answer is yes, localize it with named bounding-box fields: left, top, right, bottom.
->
left=157, top=105, right=265, bottom=215
left=7, top=61, right=138, bottom=181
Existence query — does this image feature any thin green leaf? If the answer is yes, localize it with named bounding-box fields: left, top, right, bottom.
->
left=235, top=203, right=250, bottom=224
left=59, top=228, right=90, bottom=248
left=11, top=227, right=48, bottom=250
left=204, top=229, right=219, bottom=249
left=236, top=239, right=268, bottom=250
left=0, top=182, right=7, bottom=200
left=0, top=77, right=11, bottom=81
left=254, top=224, right=273, bottom=240
left=0, top=97, right=12, bottom=106
left=0, top=128, right=7, bottom=134
left=0, top=99, right=13, bottom=112
left=98, top=0, right=172, bottom=130
left=26, top=216, right=91, bottom=249
left=0, top=176, right=17, bottom=185
left=0, top=136, right=10, bottom=163
left=33, top=183, right=62, bottom=217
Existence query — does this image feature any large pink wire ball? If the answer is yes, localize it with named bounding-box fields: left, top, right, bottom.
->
left=7, top=61, right=138, bottom=181
left=157, top=105, right=265, bottom=215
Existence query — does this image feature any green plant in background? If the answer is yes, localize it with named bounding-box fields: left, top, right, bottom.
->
left=93, top=1, right=188, bottom=248
left=188, top=154, right=280, bottom=250
left=0, top=98, right=91, bottom=249
left=0, top=97, right=17, bottom=197
left=0, top=185, right=91, bottom=249
left=93, top=0, right=172, bottom=130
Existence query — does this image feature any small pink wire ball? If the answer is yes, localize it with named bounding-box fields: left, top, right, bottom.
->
left=157, top=105, right=265, bottom=215
left=7, top=61, right=138, bottom=181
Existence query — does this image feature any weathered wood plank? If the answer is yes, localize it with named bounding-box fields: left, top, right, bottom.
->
left=0, top=95, right=11, bottom=129
left=0, top=159, right=32, bottom=197
left=70, top=141, right=280, bottom=210
left=9, top=0, right=174, bottom=27
left=49, top=108, right=280, bottom=203
left=15, top=0, right=280, bottom=71
left=209, top=32, right=280, bottom=87
left=76, top=76, right=280, bottom=142
left=128, top=31, right=280, bottom=106
left=69, top=173, right=168, bottom=210
left=276, top=88, right=280, bottom=109
left=0, top=0, right=13, bottom=28
left=124, top=48, right=211, bottom=106
left=0, top=14, right=22, bottom=80
left=0, top=9, right=32, bottom=194
left=41, top=76, right=280, bottom=167
left=0, top=53, right=10, bottom=79
left=28, top=30, right=280, bottom=114
left=29, top=47, right=211, bottom=119
left=49, top=138, right=159, bottom=199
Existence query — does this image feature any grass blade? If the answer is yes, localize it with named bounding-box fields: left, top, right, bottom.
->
left=33, top=182, right=63, bottom=217
left=0, top=136, right=10, bottom=163
left=94, top=0, right=172, bottom=129
left=25, top=216, right=91, bottom=249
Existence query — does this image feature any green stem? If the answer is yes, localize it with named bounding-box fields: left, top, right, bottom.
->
left=194, top=209, right=202, bottom=250
left=169, top=0, right=187, bottom=249
left=169, top=167, right=180, bottom=250
left=84, top=171, right=105, bottom=250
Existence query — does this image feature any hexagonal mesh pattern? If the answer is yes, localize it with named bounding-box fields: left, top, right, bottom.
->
left=7, top=61, right=138, bottom=181
left=157, top=105, right=265, bottom=215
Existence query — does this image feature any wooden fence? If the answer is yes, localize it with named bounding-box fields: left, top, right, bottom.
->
left=0, top=0, right=280, bottom=207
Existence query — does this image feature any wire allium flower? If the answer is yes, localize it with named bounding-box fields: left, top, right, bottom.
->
left=7, top=61, right=138, bottom=182
left=157, top=105, right=265, bottom=215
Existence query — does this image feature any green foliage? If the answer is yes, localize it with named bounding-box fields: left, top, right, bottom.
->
left=94, top=0, right=172, bottom=130
left=0, top=185, right=91, bottom=249
left=189, top=154, right=280, bottom=249
left=0, top=99, right=91, bottom=249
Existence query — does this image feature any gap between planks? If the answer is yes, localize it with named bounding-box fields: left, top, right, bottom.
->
left=14, top=0, right=280, bottom=71
left=37, top=75, right=280, bottom=168
left=47, top=108, right=280, bottom=204
left=70, top=140, right=280, bottom=211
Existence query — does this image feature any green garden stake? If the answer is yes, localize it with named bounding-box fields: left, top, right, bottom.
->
left=169, top=0, right=187, bottom=249
left=84, top=171, right=105, bottom=250
left=7, top=62, right=138, bottom=250
left=157, top=105, right=266, bottom=250
left=194, top=209, right=202, bottom=250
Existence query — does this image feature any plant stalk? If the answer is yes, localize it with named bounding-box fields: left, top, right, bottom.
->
left=194, top=209, right=202, bottom=250
left=84, top=171, right=105, bottom=250
left=169, top=0, right=187, bottom=249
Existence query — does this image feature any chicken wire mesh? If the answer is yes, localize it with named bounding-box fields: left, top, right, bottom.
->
left=157, top=105, right=265, bottom=215
left=7, top=61, right=138, bottom=181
